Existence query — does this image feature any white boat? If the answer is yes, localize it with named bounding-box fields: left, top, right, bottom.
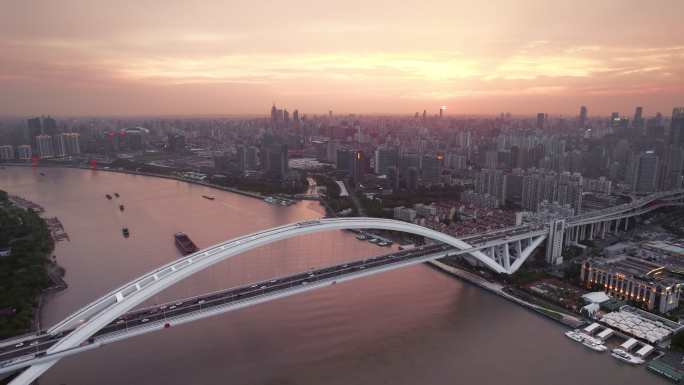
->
left=564, top=330, right=584, bottom=343
left=582, top=340, right=608, bottom=352
left=565, top=330, right=584, bottom=342
left=611, top=349, right=645, bottom=365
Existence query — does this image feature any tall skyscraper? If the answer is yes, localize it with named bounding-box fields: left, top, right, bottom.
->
left=420, top=155, right=442, bottom=185
left=579, top=106, right=588, bottom=127
left=631, top=151, right=659, bottom=193
left=670, top=107, right=684, bottom=147
left=536, top=113, right=546, bottom=130
left=264, top=144, right=288, bottom=180
left=475, top=169, right=507, bottom=207
left=374, top=147, right=398, bottom=175
left=632, top=106, right=644, bottom=137
left=27, top=117, right=42, bottom=139
left=43, top=116, right=58, bottom=135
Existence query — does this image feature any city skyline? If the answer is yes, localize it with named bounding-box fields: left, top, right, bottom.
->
left=1, top=0, right=683, bottom=116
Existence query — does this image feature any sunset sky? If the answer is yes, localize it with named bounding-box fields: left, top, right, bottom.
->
left=1, top=0, right=682, bottom=116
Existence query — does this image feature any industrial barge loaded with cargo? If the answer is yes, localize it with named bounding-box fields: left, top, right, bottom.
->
left=174, top=232, right=199, bottom=255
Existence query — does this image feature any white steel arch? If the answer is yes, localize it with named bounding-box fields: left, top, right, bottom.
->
left=12, top=217, right=499, bottom=385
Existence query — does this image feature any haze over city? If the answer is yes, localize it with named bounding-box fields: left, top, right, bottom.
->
left=3, top=2, right=684, bottom=385
left=1, top=0, right=683, bottom=116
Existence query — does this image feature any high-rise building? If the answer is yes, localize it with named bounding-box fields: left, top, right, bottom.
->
left=336, top=148, right=354, bottom=174
left=35, top=134, right=54, bottom=158
left=63, top=133, right=80, bottom=155
left=374, top=147, right=398, bottom=175
left=407, top=166, right=419, bottom=191
left=521, top=169, right=582, bottom=212
left=351, top=150, right=365, bottom=185
left=52, top=134, right=67, bottom=157
left=43, top=116, right=58, bottom=135
left=447, top=153, right=467, bottom=170
left=658, top=146, right=684, bottom=190
left=27, top=117, right=42, bottom=139
left=475, top=169, right=507, bottom=207
left=670, top=107, right=684, bottom=147
left=167, top=134, right=186, bottom=153
left=16, top=145, right=32, bottom=160
left=536, top=113, right=546, bottom=130
left=631, top=106, right=644, bottom=137
left=264, top=144, right=289, bottom=180
left=0, top=145, right=14, bottom=160
left=631, top=151, right=659, bottom=193
left=579, top=106, right=588, bottom=127
left=484, top=150, right=498, bottom=169
left=246, top=146, right=259, bottom=170
left=420, top=155, right=442, bottom=185
left=236, top=145, right=248, bottom=171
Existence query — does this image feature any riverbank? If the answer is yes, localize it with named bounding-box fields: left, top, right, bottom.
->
left=0, top=192, right=61, bottom=338
left=1, top=163, right=270, bottom=202
left=8, top=195, right=68, bottom=334
left=427, top=259, right=586, bottom=328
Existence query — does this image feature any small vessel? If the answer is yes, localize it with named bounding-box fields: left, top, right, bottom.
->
left=202, top=195, right=215, bottom=200
left=356, top=234, right=367, bottom=240
left=582, top=339, right=607, bottom=352
left=264, top=196, right=276, bottom=204
left=122, top=228, right=130, bottom=238
left=106, top=194, right=112, bottom=200
left=368, top=238, right=379, bottom=244
left=378, top=241, right=390, bottom=247
left=114, top=193, right=120, bottom=198
left=39, top=172, right=46, bottom=176
left=611, top=349, right=644, bottom=365
left=564, top=330, right=584, bottom=343
left=119, top=204, right=124, bottom=211
left=174, top=232, right=199, bottom=255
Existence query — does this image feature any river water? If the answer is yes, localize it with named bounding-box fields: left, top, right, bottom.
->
left=0, top=167, right=664, bottom=385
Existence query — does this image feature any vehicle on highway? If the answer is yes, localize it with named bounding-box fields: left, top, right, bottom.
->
left=141, top=318, right=150, bottom=323
left=14, top=342, right=24, bottom=348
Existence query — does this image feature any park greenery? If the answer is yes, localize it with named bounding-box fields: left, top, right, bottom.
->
left=0, top=191, right=53, bottom=338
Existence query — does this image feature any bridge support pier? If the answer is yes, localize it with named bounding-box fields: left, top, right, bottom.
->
left=601, top=221, right=607, bottom=238
left=503, top=243, right=511, bottom=271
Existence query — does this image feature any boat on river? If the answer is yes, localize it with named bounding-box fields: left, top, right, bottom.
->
left=175, top=232, right=199, bottom=255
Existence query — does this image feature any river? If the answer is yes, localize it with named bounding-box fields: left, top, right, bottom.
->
left=0, top=166, right=664, bottom=385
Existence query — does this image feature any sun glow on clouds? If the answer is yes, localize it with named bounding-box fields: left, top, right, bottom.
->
left=1, top=0, right=683, bottom=115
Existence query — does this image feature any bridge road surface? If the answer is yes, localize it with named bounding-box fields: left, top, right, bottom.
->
left=0, top=243, right=455, bottom=370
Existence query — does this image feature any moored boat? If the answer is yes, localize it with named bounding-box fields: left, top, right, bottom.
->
left=582, top=339, right=607, bottom=352
left=611, top=349, right=644, bottom=365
